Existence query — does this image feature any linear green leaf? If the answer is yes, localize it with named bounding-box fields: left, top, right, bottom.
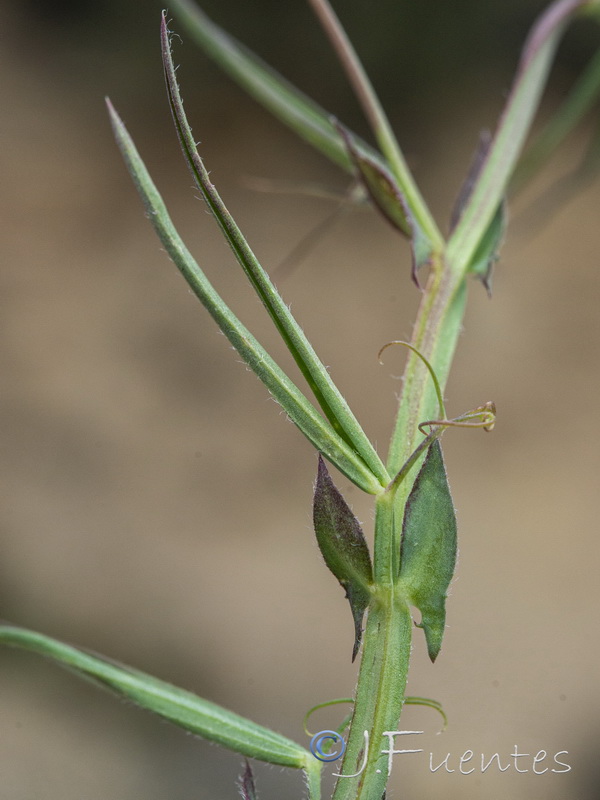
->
left=0, top=625, right=309, bottom=769
left=447, top=0, right=594, bottom=274
left=168, top=1, right=397, bottom=191
left=106, top=99, right=384, bottom=495
left=160, top=16, right=389, bottom=488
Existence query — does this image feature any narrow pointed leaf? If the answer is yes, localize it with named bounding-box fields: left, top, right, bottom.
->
left=161, top=16, right=389, bottom=489
left=107, top=99, right=384, bottom=495
left=447, top=0, right=594, bottom=274
left=0, top=625, right=309, bottom=769
left=238, top=760, right=258, bottom=800
left=169, top=0, right=390, bottom=176
left=398, top=440, right=457, bottom=662
left=313, top=456, right=373, bottom=661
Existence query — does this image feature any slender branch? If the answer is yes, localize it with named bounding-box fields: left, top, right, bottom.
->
left=306, top=0, right=444, bottom=250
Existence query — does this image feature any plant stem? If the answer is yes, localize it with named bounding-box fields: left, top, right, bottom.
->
left=330, top=256, right=469, bottom=800
left=386, top=261, right=468, bottom=567
left=330, top=493, right=412, bottom=800
left=388, top=261, right=468, bottom=472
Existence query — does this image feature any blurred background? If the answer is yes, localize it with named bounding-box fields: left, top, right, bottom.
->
left=1, top=0, right=599, bottom=798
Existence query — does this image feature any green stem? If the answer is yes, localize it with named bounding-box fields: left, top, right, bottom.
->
left=331, top=492, right=412, bottom=800
left=331, top=262, right=469, bottom=800
left=387, top=265, right=468, bottom=561
left=387, top=262, right=468, bottom=474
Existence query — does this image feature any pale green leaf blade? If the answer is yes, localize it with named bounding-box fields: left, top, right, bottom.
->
left=106, top=99, right=384, bottom=495
left=169, top=0, right=389, bottom=175
left=447, top=0, right=594, bottom=274
left=398, top=440, right=457, bottom=662
left=0, top=625, right=309, bottom=768
left=160, top=16, right=389, bottom=488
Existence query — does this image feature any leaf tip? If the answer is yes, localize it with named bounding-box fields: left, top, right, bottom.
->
left=238, top=759, right=258, bottom=800
left=105, top=97, right=123, bottom=137
left=482, top=269, right=494, bottom=298
left=425, top=625, right=443, bottom=663
left=104, top=95, right=116, bottom=119
left=411, top=261, right=423, bottom=290
left=415, top=614, right=444, bottom=662
left=160, top=9, right=171, bottom=57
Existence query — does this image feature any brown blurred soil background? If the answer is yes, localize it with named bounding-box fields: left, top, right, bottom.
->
left=1, top=1, right=599, bottom=798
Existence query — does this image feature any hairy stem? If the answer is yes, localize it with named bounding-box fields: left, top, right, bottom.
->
left=388, top=267, right=468, bottom=570
left=330, top=259, right=469, bottom=799
left=389, top=262, right=467, bottom=461
left=330, top=493, right=412, bottom=800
